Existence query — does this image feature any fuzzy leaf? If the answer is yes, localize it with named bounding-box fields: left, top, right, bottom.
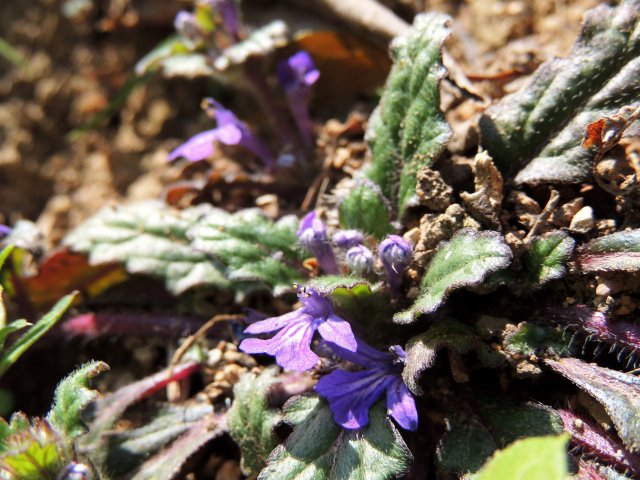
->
left=402, top=320, right=504, bottom=395
left=259, top=395, right=411, bottom=480
left=479, top=0, right=640, bottom=184
left=575, top=229, right=640, bottom=273
left=473, top=434, right=569, bottom=480
left=131, top=415, right=225, bottom=480
left=101, top=403, right=214, bottom=477
left=524, top=232, right=575, bottom=285
left=437, top=416, right=497, bottom=475
left=338, top=181, right=392, bottom=239
left=545, top=357, right=640, bottom=453
left=356, top=12, right=452, bottom=218
left=64, top=202, right=302, bottom=297
left=47, top=360, right=109, bottom=441
left=307, top=276, right=371, bottom=296
left=0, top=292, right=77, bottom=379
left=394, top=229, right=512, bottom=324
left=228, top=368, right=282, bottom=477
left=504, top=323, right=574, bottom=357
left=188, top=209, right=303, bottom=296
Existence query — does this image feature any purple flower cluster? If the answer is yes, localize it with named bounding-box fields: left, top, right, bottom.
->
left=239, top=285, right=417, bottom=431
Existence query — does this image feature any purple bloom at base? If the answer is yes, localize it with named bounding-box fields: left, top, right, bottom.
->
left=277, top=51, right=320, bottom=147
left=298, top=212, right=338, bottom=274
left=168, top=98, right=274, bottom=167
left=332, top=229, right=364, bottom=249
left=239, top=286, right=356, bottom=371
left=379, top=235, right=412, bottom=295
left=316, top=340, right=418, bottom=431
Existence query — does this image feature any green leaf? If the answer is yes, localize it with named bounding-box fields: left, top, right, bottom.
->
left=436, top=416, right=497, bottom=475
left=394, top=229, right=512, bottom=324
left=307, top=276, right=372, bottom=296
left=189, top=209, right=303, bottom=296
left=473, top=434, right=569, bottom=480
left=504, top=323, right=574, bottom=357
left=130, top=415, right=224, bottom=480
left=0, top=292, right=77, bottom=379
left=524, top=232, right=575, bottom=285
left=356, top=12, right=452, bottom=218
left=479, top=0, right=640, bottom=184
left=0, top=245, right=15, bottom=271
left=0, top=320, right=30, bottom=350
left=545, top=357, right=640, bottom=453
left=228, top=368, right=282, bottom=477
left=47, top=360, right=109, bottom=441
left=259, top=395, right=411, bottom=480
left=338, top=181, right=392, bottom=239
left=575, top=229, right=640, bottom=273
left=402, top=319, right=504, bottom=394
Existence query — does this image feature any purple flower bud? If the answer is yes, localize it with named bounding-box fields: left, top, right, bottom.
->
left=240, top=286, right=357, bottom=371
left=298, top=212, right=338, bottom=274
left=346, top=245, right=373, bottom=276
left=277, top=51, right=320, bottom=147
left=209, top=0, right=242, bottom=42
left=379, top=235, right=412, bottom=295
left=333, top=230, right=364, bottom=249
left=0, top=225, right=12, bottom=239
left=316, top=339, right=418, bottom=431
left=59, top=462, right=93, bottom=480
left=174, top=11, right=202, bottom=46
left=168, top=98, right=273, bottom=167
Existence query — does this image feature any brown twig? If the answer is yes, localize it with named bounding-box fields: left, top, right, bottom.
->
left=524, top=189, right=560, bottom=244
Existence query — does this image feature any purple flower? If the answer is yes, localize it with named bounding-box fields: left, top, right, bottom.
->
left=379, top=235, right=412, bottom=295
left=298, top=212, right=338, bottom=274
left=168, top=98, right=274, bottom=167
left=209, top=0, right=242, bottom=43
left=0, top=225, right=12, bottom=239
left=174, top=11, right=202, bottom=46
left=333, top=230, right=364, bottom=249
left=277, top=51, right=320, bottom=146
left=316, top=339, right=418, bottom=431
left=346, top=245, right=373, bottom=276
left=239, top=286, right=356, bottom=371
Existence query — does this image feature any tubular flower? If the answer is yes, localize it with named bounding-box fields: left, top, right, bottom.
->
left=168, top=98, right=274, bottom=166
left=332, top=229, right=364, bottom=249
left=209, top=0, right=242, bottom=43
left=276, top=51, right=320, bottom=146
left=298, top=212, right=338, bottom=274
left=315, top=340, right=418, bottom=431
left=239, top=286, right=356, bottom=371
left=379, top=235, right=412, bottom=295
left=345, top=245, right=374, bottom=276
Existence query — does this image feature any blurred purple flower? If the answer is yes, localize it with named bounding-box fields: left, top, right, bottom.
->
left=168, top=98, right=273, bottom=166
left=298, top=212, right=338, bottom=274
left=239, top=286, right=356, bottom=371
left=174, top=11, right=202, bottom=46
left=209, top=0, right=242, bottom=42
left=0, top=225, right=12, bottom=239
left=346, top=245, right=374, bottom=276
left=277, top=51, right=320, bottom=146
left=316, top=339, right=418, bottom=431
left=379, top=235, right=412, bottom=295
left=333, top=230, right=364, bottom=249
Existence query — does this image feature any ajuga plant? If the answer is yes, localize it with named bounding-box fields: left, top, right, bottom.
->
left=4, top=1, right=640, bottom=479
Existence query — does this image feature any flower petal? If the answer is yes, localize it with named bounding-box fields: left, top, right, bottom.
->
left=315, top=369, right=393, bottom=429
left=327, top=337, right=392, bottom=367
left=168, top=129, right=221, bottom=162
left=243, top=310, right=304, bottom=334
left=214, top=123, right=243, bottom=145
left=317, top=314, right=357, bottom=352
left=386, top=378, right=418, bottom=431
left=240, top=318, right=319, bottom=372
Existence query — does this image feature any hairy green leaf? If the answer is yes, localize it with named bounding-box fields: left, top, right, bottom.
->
left=259, top=395, right=411, bottom=480
left=437, top=416, right=497, bottom=475
left=0, top=292, right=77, bottom=379
left=504, top=323, right=574, bottom=357
left=64, top=202, right=302, bottom=297
left=524, top=232, right=575, bottom=285
left=473, top=434, right=569, bottom=480
left=350, top=12, right=452, bottom=218
left=47, top=360, right=109, bottom=441
left=545, top=357, right=640, bottom=453
left=394, top=229, right=512, bottom=324
left=338, top=181, right=392, bottom=239
left=402, top=319, right=504, bottom=395
left=479, top=0, right=640, bottom=184
left=575, top=229, right=640, bottom=273
left=228, top=368, right=282, bottom=477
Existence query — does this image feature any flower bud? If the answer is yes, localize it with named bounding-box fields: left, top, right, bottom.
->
left=298, top=212, right=338, bottom=274
left=345, top=245, right=374, bottom=276
left=379, top=235, right=412, bottom=294
left=333, top=229, right=364, bottom=249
